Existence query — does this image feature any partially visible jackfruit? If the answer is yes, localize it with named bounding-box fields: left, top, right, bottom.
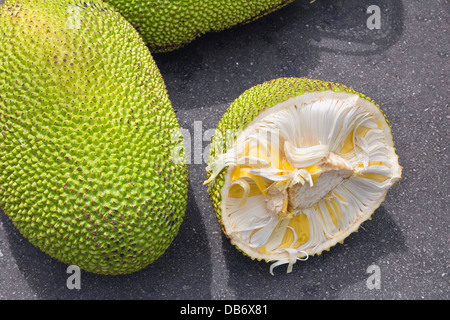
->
left=103, top=0, right=298, bottom=52
left=205, top=78, right=402, bottom=274
left=0, top=0, right=188, bottom=275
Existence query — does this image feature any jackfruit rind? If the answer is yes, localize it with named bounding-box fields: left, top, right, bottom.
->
left=205, top=78, right=401, bottom=273
left=103, top=0, right=297, bottom=52
left=0, top=0, right=188, bottom=275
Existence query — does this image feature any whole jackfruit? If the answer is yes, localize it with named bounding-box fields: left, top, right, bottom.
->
left=205, top=78, right=402, bottom=275
left=0, top=0, right=189, bottom=275
left=103, top=0, right=298, bottom=52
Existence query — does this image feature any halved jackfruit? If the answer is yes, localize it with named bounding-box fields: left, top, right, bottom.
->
left=205, top=78, right=402, bottom=275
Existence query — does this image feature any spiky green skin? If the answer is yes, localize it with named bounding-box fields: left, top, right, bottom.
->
left=0, top=0, right=188, bottom=275
left=206, top=77, right=389, bottom=260
left=103, top=0, right=296, bottom=52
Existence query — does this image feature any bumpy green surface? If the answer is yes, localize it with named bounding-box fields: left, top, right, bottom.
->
left=0, top=0, right=189, bottom=275
left=104, top=0, right=297, bottom=52
left=206, top=78, right=386, bottom=250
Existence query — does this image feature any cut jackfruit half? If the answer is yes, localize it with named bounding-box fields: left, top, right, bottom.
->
left=205, top=78, right=402, bottom=275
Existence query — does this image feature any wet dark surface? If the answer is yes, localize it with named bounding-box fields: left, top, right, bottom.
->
left=0, top=0, right=448, bottom=300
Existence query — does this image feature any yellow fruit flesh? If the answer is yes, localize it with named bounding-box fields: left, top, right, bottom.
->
left=279, top=214, right=310, bottom=249
left=340, top=126, right=370, bottom=154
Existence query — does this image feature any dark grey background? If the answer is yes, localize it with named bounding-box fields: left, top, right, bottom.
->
left=0, top=0, right=448, bottom=300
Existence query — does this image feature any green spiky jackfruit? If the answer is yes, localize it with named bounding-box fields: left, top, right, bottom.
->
left=205, top=78, right=402, bottom=274
left=0, top=0, right=188, bottom=275
left=103, top=0, right=297, bottom=52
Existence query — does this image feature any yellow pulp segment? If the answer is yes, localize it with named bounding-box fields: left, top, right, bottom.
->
left=357, top=172, right=389, bottom=182
left=230, top=166, right=267, bottom=195
left=340, top=126, right=370, bottom=154
left=325, top=198, right=341, bottom=227
left=228, top=181, right=262, bottom=198
left=244, top=142, right=282, bottom=168
left=279, top=213, right=310, bottom=249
